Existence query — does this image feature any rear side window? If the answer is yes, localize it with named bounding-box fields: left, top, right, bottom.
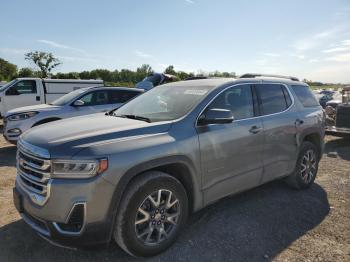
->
left=256, top=84, right=290, bottom=115
left=109, top=90, right=140, bottom=104
left=291, top=85, right=319, bottom=107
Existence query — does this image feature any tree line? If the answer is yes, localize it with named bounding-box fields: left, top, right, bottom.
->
left=0, top=51, right=237, bottom=86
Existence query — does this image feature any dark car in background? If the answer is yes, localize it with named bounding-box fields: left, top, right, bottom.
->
left=135, top=73, right=178, bottom=90
left=325, top=86, right=350, bottom=137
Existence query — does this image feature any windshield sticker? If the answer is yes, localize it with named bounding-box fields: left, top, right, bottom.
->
left=184, top=89, right=208, bottom=95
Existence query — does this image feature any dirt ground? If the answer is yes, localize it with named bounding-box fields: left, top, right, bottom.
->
left=0, top=119, right=349, bottom=262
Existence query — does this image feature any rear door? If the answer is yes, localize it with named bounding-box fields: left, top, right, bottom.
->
left=256, top=83, right=299, bottom=183
left=3, top=80, right=40, bottom=112
left=197, top=84, right=264, bottom=204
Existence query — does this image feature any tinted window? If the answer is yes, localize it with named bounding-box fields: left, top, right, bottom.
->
left=79, top=90, right=109, bottom=106
left=109, top=90, right=140, bottom=104
left=257, top=84, right=289, bottom=115
left=291, top=85, right=319, bottom=107
left=10, top=80, right=37, bottom=94
left=206, top=85, right=254, bottom=120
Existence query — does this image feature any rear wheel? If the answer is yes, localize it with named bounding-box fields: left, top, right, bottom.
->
left=114, top=171, right=188, bottom=257
left=286, top=141, right=319, bottom=189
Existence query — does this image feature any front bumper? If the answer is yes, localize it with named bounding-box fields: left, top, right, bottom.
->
left=14, top=173, right=117, bottom=248
left=3, top=119, right=29, bottom=143
left=325, top=125, right=350, bottom=135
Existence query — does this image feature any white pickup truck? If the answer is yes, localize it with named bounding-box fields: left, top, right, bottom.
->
left=0, top=78, right=103, bottom=117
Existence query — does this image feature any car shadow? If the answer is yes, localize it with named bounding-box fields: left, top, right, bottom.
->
left=0, top=181, right=329, bottom=262
left=324, top=136, right=350, bottom=161
left=0, top=144, right=16, bottom=167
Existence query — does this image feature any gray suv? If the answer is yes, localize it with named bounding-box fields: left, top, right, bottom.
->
left=13, top=75, right=325, bottom=257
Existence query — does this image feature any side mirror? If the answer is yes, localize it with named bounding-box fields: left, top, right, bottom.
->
left=73, top=100, right=85, bottom=106
left=198, top=108, right=234, bottom=125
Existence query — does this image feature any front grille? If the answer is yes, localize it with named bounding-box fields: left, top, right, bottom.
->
left=336, top=105, right=350, bottom=128
left=17, top=140, right=51, bottom=205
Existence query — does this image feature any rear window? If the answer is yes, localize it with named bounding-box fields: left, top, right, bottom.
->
left=256, top=84, right=290, bottom=115
left=291, top=85, right=319, bottom=107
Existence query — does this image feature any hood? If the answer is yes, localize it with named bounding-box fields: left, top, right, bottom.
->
left=6, top=104, right=62, bottom=117
left=21, top=114, right=172, bottom=158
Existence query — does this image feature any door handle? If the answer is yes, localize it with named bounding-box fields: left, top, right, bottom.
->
left=295, top=119, right=304, bottom=126
left=249, top=126, right=262, bottom=134
left=36, top=96, right=40, bottom=101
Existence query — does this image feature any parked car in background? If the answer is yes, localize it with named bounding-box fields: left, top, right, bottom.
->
left=14, top=74, right=325, bottom=257
left=135, top=73, right=178, bottom=90
left=325, top=86, right=350, bottom=137
left=0, top=78, right=104, bottom=117
left=3, top=86, right=143, bottom=143
left=312, top=89, right=340, bottom=108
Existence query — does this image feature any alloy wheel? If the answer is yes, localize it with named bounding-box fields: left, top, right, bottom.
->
left=135, top=189, right=180, bottom=246
left=300, top=149, right=317, bottom=183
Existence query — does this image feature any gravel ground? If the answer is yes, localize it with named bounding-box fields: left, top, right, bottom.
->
left=0, top=119, right=349, bottom=262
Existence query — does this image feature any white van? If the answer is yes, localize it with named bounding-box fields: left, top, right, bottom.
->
left=0, top=78, right=103, bottom=117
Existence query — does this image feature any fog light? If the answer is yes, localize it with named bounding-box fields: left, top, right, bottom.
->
left=8, top=128, right=22, bottom=136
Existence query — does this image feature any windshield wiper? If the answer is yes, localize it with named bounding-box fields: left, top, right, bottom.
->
left=114, top=114, right=151, bottom=123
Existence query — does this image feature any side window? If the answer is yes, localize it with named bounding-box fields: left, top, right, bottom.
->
left=206, top=85, right=254, bottom=120
left=257, top=84, right=289, bottom=115
left=79, top=90, right=109, bottom=106
left=109, top=90, right=140, bottom=104
left=8, top=80, right=37, bottom=95
left=291, top=85, right=319, bottom=107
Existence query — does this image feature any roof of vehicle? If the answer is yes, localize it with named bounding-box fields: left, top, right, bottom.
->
left=162, top=74, right=306, bottom=90
left=163, top=78, right=237, bottom=89
left=86, top=86, right=144, bottom=92
left=15, top=78, right=104, bottom=83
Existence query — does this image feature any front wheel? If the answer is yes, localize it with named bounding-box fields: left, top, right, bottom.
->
left=286, top=141, right=319, bottom=189
left=114, top=171, right=188, bottom=257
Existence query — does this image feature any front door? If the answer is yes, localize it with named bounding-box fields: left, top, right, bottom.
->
left=3, top=80, right=41, bottom=113
left=196, top=84, right=264, bottom=205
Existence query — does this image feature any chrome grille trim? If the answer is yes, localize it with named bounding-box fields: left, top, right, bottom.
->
left=16, top=138, right=51, bottom=206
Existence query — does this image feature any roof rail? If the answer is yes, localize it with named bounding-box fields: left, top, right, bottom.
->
left=239, top=73, right=299, bottom=81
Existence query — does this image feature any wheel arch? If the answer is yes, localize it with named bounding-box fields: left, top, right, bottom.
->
left=105, top=156, right=202, bottom=242
left=300, top=131, right=323, bottom=159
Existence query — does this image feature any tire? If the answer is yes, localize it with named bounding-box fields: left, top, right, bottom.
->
left=286, top=141, right=319, bottom=189
left=114, top=171, right=189, bottom=257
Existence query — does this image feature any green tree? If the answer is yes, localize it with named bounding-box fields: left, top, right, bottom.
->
left=0, top=58, right=17, bottom=81
left=18, top=67, right=35, bottom=77
left=136, top=64, right=153, bottom=81
left=25, top=51, right=61, bottom=78
left=164, top=65, right=176, bottom=75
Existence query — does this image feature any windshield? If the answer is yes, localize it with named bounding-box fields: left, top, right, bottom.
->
left=114, top=84, right=213, bottom=122
left=50, top=88, right=88, bottom=106
left=0, top=79, right=17, bottom=92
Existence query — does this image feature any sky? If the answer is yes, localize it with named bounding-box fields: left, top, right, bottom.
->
left=1, top=0, right=350, bottom=83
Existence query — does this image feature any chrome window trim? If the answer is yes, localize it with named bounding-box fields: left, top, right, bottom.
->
left=52, top=202, right=87, bottom=236
left=195, top=82, right=295, bottom=126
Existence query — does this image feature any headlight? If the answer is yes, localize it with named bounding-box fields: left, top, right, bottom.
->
left=7, top=111, right=38, bottom=121
left=52, top=159, right=108, bottom=179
